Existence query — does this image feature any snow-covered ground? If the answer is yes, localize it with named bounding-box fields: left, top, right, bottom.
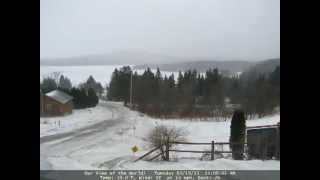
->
left=40, top=101, right=115, bottom=137
left=40, top=101, right=280, bottom=170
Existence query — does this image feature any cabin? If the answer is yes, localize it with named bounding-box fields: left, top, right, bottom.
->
left=246, top=123, right=280, bottom=160
left=40, top=89, right=73, bottom=116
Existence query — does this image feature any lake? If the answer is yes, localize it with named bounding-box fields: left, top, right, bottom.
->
left=40, top=65, right=181, bottom=86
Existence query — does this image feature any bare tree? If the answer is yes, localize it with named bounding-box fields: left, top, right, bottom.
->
left=147, top=125, right=188, bottom=160
left=49, top=72, right=62, bottom=86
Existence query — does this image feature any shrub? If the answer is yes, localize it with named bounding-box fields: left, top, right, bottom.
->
left=147, top=125, right=188, bottom=160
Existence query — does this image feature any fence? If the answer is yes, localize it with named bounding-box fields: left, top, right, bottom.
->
left=134, top=146, right=163, bottom=162
left=134, top=124, right=280, bottom=162
left=134, top=139, right=247, bottom=162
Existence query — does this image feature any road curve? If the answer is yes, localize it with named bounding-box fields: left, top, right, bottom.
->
left=40, top=101, right=133, bottom=170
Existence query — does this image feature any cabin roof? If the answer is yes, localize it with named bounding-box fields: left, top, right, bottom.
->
left=45, top=90, right=73, bottom=104
left=246, top=124, right=279, bottom=133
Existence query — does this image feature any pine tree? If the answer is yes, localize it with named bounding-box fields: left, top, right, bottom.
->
left=106, top=66, right=132, bottom=104
left=80, top=88, right=88, bottom=108
left=230, top=109, right=246, bottom=160
left=107, top=68, right=120, bottom=100
left=80, top=75, right=104, bottom=97
left=105, top=66, right=279, bottom=118
left=154, top=68, right=163, bottom=115
left=58, top=75, right=72, bottom=91
left=88, top=88, right=99, bottom=107
left=41, top=77, right=57, bottom=93
left=70, top=87, right=81, bottom=109
left=176, top=71, right=185, bottom=107
left=119, top=66, right=132, bottom=105
left=268, top=66, right=280, bottom=108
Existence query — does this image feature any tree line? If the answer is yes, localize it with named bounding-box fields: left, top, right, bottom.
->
left=230, top=66, right=280, bottom=118
left=107, top=66, right=280, bottom=118
left=40, top=73, right=103, bottom=109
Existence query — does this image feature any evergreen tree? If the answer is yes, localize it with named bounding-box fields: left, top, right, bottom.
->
left=70, top=87, right=97, bottom=109
left=106, top=66, right=132, bottom=104
left=131, top=71, right=139, bottom=108
left=239, top=66, right=280, bottom=118
left=88, top=88, right=99, bottom=107
left=70, top=87, right=81, bottom=109
left=202, top=68, right=225, bottom=116
left=228, top=77, right=242, bottom=104
left=269, top=66, right=280, bottom=86
left=106, top=65, right=279, bottom=118
left=168, top=74, right=176, bottom=109
left=80, top=88, right=89, bottom=108
left=107, top=68, right=120, bottom=100
left=230, top=109, right=246, bottom=160
left=268, top=66, right=280, bottom=108
left=81, top=75, right=104, bottom=97
left=118, top=66, right=132, bottom=105
left=58, top=75, right=72, bottom=91
left=154, top=68, right=163, bottom=115
left=41, top=77, right=57, bottom=93
left=176, top=71, right=185, bottom=107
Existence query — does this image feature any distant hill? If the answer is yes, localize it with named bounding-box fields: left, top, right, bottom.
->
left=40, top=51, right=190, bottom=66
left=133, top=58, right=280, bottom=77
left=133, top=60, right=255, bottom=76
left=240, top=58, right=280, bottom=82
left=41, top=51, right=279, bottom=79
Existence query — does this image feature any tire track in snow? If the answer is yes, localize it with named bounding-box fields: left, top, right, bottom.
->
left=40, top=102, right=131, bottom=170
left=40, top=102, right=122, bottom=145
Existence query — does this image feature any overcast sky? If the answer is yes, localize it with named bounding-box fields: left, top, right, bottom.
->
left=40, top=0, right=280, bottom=61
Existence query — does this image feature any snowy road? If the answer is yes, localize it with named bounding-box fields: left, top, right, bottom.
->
left=40, top=101, right=280, bottom=170
left=40, top=102, right=122, bottom=144
left=40, top=101, right=137, bottom=170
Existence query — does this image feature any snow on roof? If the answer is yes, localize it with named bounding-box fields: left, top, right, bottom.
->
left=45, top=90, right=73, bottom=104
left=247, top=124, right=279, bottom=131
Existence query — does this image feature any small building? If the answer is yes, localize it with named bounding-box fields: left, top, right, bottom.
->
left=40, top=89, right=43, bottom=115
left=246, top=123, right=280, bottom=160
left=40, top=89, right=73, bottom=116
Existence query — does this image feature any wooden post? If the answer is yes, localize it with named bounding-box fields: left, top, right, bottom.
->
left=211, top=140, right=215, bottom=160
left=165, top=137, right=170, bottom=161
